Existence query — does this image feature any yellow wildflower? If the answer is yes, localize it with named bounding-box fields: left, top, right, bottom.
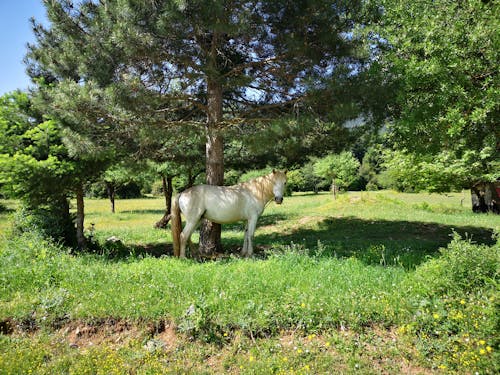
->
left=433, top=313, right=440, bottom=319
left=486, top=346, right=493, bottom=353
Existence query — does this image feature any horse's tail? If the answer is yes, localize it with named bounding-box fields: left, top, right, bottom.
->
left=171, top=194, right=182, bottom=257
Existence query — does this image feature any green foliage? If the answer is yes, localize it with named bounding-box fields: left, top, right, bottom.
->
left=313, top=151, right=361, bottom=191
left=402, top=234, right=499, bottom=373
left=13, top=205, right=76, bottom=247
left=0, top=92, right=73, bottom=204
left=238, top=168, right=272, bottom=183
left=358, top=146, right=385, bottom=190
left=379, top=150, right=500, bottom=193
left=369, top=0, right=499, bottom=189
left=411, top=234, right=499, bottom=296
left=286, top=163, right=327, bottom=193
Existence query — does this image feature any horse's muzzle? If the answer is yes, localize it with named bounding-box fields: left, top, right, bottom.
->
left=274, top=196, right=283, bottom=204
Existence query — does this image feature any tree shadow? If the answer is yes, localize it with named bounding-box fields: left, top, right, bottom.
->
left=248, top=216, right=495, bottom=268
left=86, top=214, right=495, bottom=269
left=222, top=213, right=289, bottom=231
left=119, top=209, right=166, bottom=215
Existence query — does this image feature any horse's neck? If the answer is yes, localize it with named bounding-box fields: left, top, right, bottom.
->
left=242, top=176, right=274, bottom=203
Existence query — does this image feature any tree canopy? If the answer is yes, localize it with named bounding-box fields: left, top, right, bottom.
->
left=25, top=0, right=374, bottom=253
left=368, top=0, right=499, bottom=192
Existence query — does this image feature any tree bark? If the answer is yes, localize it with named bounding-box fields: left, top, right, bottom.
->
left=75, top=183, right=87, bottom=249
left=199, top=78, right=224, bottom=256
left=331, top=178, right=338, bottom=200
left=105, top=181, right=115, bottom=213
left=155, top=174, right=173, bottom=228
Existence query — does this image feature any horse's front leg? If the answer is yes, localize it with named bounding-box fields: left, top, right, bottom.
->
left=241, top=222, right=249, bottom=257
left=244, top=216, right=258, bottom=257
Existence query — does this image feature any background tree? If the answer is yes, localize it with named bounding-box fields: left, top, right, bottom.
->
left=0, top=91, right=103, bottom=247
left=358, top=145, right=385, bottom=191
left=313, top=151, right=360, bottom=198
left=368, top=0, right=499, bottom=211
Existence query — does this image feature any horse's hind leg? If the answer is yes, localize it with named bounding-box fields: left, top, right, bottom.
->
left=180, top=219, right=199, bottom=258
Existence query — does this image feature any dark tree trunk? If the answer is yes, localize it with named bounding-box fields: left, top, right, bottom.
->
left=75, top=183, right=87, bottom=249
left=155, top=175, right=173, bottom=229
left=199, top=78, right=224, bottom=256
left=105, top=181, right=115, bottom=213
left=471, top=182, right=500, bottom=213
left=58, top=196, right=76, bottom=247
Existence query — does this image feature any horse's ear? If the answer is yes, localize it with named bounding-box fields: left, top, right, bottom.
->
left=272, top=169, right=276, bottom=174
left=284, top=169, right=288, bottom=175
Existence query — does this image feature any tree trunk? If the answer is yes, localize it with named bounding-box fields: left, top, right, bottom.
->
left=471, top=182, right=500, bottom=213
left=331, top=178, right=338, bottom=200
left=57, top=196, right=76, bottom=247
left=75, top=183, right=87, bottom=249
left=199, top=78, right=224, bottom=256
left=155, top=175, right=173, bottom=228
left=105, top=181, right=115, bottom=213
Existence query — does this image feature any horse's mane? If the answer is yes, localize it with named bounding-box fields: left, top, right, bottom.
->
left=237, top=171, right=281, bottom=202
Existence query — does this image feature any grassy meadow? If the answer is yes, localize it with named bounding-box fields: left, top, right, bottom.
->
left=0, top=191, right=499, bottom=374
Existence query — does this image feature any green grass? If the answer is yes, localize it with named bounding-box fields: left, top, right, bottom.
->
left=0, top=191, right=498, bottom=374
left=85, top=191, right=496, bottom=268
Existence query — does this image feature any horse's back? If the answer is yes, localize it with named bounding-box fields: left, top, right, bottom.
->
left=179, top=184, right=259, bottom=224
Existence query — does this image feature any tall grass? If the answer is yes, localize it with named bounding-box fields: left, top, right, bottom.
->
left=0, top=232, right=407, bottom=331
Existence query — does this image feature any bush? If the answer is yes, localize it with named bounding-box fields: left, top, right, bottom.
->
left=411, top=233, right=499, bottom=295
left=150, top=179, right=164, bottom=196
left=403, top=235, right=499, bottom=373
left=365, top=181, right=379, bottom=191
left=13, top=205, right=76, bottom=247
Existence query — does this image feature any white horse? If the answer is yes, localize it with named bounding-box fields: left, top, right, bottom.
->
left=171, top=170, right=287, bottom=258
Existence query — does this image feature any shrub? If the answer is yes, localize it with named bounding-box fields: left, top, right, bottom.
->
left=411, top=233, right=499, bottom=295
left=13, top=204, right=76, bottom=247
left=404, top=235, right=499, bottom=373
left=150, top=179, right=164, bottom=196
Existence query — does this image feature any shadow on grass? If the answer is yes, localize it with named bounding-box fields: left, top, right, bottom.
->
left=119, top=209, right=166, bottom=215
left=223, top=213, right=289, bottom=231
left=89, top=215, right=495, bottom=269
left=249, top=216, right=496, bottom=268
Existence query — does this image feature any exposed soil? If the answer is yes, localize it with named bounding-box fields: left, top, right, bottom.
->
left=3, top=317, right=433, bottom=374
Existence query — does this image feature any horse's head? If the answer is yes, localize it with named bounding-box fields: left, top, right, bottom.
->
left=271, top=169, right=288, bottom=204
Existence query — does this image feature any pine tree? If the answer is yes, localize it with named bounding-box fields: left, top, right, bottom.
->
left=27, top=0, right=371, bottom=255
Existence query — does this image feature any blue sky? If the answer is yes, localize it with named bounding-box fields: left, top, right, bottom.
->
left=0, top=1, right=48, bottom=96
